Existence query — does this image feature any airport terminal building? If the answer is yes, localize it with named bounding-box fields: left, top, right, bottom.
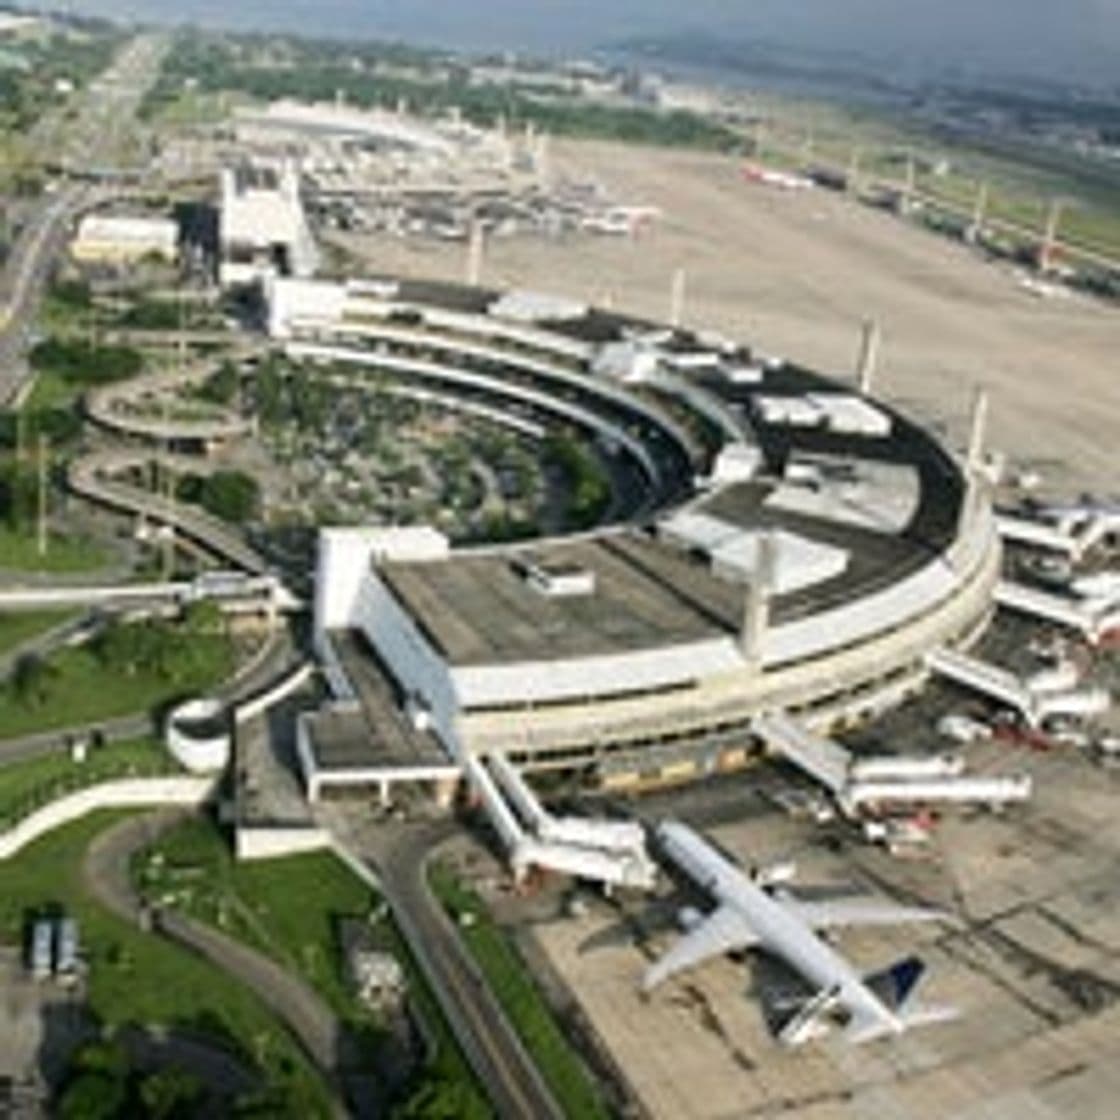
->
left=284, top=276, right=1000, bottom=793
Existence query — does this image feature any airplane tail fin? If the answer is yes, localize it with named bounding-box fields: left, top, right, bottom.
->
left=864, top=954, right=925, bottom=1011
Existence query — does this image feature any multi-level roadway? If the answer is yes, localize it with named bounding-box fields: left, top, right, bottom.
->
left=69, top=448, right=269, bottom=575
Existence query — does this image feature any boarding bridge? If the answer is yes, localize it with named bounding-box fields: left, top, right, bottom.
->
left=926, top=647, right=1035, bottom=721
left=466, top=754, right=657, bottom=890
left=462, top=754, right=526, bottom=855
left=753, top=713, right=851, bottom=794
left=996, top=515, right=1079, bottom=556
left=997, top=510, right=1120, bottom=562
left=486, top=752, right=549, bottom=835
left=995, top=581, right=1100, bottom=639
left=489, top=754, right=647, bottom=856
left=754, top=712, right=1034, bottom=818
left=839, top=774, right=1032, bottom=815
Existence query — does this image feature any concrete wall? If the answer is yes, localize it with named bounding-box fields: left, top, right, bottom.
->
left=352, top=571, right=462, bottom=753
left=235, top=662, right=315, bottom=724
left=0, top=777, right=217, bottom=860
left=235, top=825, right=330, bottom=861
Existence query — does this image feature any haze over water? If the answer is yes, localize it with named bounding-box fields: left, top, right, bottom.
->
left=47, top=0, right=1120, bottom=88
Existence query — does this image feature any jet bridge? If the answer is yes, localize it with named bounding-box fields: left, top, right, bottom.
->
left=995, top=580, right=1120, bottom=643
left=753, top=713, right=850, bottom=794
left=927, top=647, right=1110, bottom=726
left=996, top=509, right=1120, bottom=562
left=753, top=712, right=1033, bottom=818
left=464, top=754, right=657, bottom=890
left=926, top=647, right=1035, bottom=721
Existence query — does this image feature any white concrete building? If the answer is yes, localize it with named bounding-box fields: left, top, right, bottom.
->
left=279, top=276, right=1000, bottom=795
left=71, top=215, right=179, bottom=265
left=219, top=162, right=319, bottom=287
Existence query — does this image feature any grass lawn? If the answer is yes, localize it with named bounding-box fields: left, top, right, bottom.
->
left=0, top=609, right=75, bottom=656
left=0, top=631, right=234, bottom=739
left=0, top=526, right=111, bottom=574
left=0, top=737, right=176, bottom=829
left=429, top=860, right=611, bottom=1120
left=135, top=817, right=377, bottom=1024
left=138, top=817, right=492, bottom=1118
left=0, top=812, right=334, bottom=1117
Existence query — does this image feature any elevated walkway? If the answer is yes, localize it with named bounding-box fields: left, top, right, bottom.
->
left=753, top=712, right=850, bottom=794
left=926, top=646, right=1034, bottom=720
left=0, top=573, right=291, bottom=615
left=69, top=450, right=268, bottom=575
left=753, top=711, right=1032, bottom=817
left=995, top=580, right=1120, bottom=642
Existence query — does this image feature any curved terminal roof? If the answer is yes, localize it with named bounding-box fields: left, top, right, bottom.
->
left=287, top=276, right=974, bottom=679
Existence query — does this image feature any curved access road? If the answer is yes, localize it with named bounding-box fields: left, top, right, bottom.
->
left=83, top=809, right=360, bottom=1118
left=85, top=362, right=254, bottom=444
left=68, top=448, right=268, bottom=575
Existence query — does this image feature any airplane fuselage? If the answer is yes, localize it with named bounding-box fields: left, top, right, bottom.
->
left=658, top=821, right=900, bottom=1032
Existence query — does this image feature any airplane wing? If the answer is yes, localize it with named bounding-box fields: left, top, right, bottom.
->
left=777, top=893, right=951, bottom=932
left=642, top=904, right=760, bottom=992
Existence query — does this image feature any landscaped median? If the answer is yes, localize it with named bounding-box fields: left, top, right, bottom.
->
left=428, top=859, right=612, bottom=1120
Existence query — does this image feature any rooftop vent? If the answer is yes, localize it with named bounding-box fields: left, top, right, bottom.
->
left=513, top=558, right=597, bottom=598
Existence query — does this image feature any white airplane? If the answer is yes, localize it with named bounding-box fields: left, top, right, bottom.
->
left=643, top=821, right=958, bottom=1045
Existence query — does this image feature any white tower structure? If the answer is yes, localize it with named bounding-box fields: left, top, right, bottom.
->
left=466, top=220, right=484, bottom=287
left=669, top=267, right=687, bottom=330
left=740, top=533, right=776, bottom=665
left=856, top=319, right=880, bottom=395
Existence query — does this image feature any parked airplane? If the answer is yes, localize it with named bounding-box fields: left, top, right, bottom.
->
left=643, top=820, right=957, bottom=1045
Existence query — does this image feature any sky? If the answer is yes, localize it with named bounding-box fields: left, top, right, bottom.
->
left=51, top=0, right=1120, bottom=84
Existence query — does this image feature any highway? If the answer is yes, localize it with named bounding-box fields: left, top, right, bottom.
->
left=0, top=33, right=167, bottom=405
left=330, top=814, right=564, bottom=1120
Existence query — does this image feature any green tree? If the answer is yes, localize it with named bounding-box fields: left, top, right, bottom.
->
left=11, top=653, right=57, bottom=707
left=29, top=337, right=142, bottom=386
left=196, top=360, right=238, bottom=405
left=138, top=1067, right=204, bottom=1119
left=198, top=471, right=260, bottom=523
left=0, top=459, right=37, bottom=531
left=96, top=619, right=171, bottom=679
left=57, top=1040, right=129, bottom=1120
left=391, top=1076, right=491, bottom=1120
left=57, top=1072, right=127, bottom=1120
left=182, top=598, right=225, bottom=636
